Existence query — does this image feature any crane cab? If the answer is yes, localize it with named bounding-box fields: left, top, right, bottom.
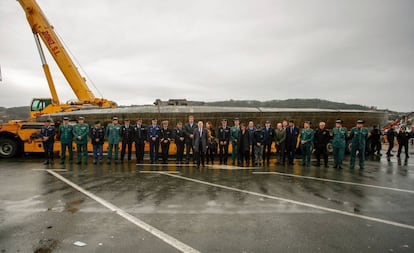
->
left=30, top=98, right=53, bottom=118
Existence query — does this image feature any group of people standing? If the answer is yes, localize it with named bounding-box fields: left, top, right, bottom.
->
left=39, top=115, right=412, bottom=168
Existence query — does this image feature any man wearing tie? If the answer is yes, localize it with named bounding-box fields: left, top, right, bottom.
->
left=193, top=121, right=209, bottom=168
left=184, top=115, right=197, bottom=163
left=285, top=120, right=299, bottom=165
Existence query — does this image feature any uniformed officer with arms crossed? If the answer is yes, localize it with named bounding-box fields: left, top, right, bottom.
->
left=40, top=119, right=55, bottom=164
left=314, top=121, right=330, bottom=168
left=218, top=119, right=231, bottom=164
left=106, top=116, right=122, bottom=164
left=59, top=116, right=73, bottom=164
left=332, top=119, right=347, bottom=169
left=90, top=120, right=105, bottom=164
left=349, top=120, right=369, bottom=170
left=73, top=116, right=89, bottom=164
left=160, top=120, right=172, bottom=164
left=174, top=121, right=186, bottom=164
left=148, top=118, right=160, bottom=164
left=184, top=115, right=197, bottom=163
left=230, top=117, right=241, bottom=165
left=133, top=118, right=146, bottom=163
left=120, top=119, right=134, bottom=163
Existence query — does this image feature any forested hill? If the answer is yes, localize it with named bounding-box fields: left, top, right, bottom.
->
left=206, top=99, right=372, bottom=110
left=0, top=99, right=374, bottom=122
left=0, top=106, right=29, bottom=122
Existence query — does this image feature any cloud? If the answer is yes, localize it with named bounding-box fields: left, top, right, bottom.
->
left=1, top=0, right=413, bottom=112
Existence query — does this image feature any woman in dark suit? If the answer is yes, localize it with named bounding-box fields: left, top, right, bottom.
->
left=238, top=123, right=251, bottom=166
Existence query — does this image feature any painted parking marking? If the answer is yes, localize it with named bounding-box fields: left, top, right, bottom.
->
left=139, top=171, right=180, bottom=174
left=136, top=163, right=193, bottom=167
left=46, top=169, right=200, bottom=253
left=252, top=171, right=414, bottom=194
left=206, top=165, right=262, bottom=170
left=155, top=172, right=414, bottom=231
left=32, top=168, right=68, bottom=172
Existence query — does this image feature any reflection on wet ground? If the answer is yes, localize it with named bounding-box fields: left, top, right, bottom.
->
left=0, top=150, right=413, bottom=252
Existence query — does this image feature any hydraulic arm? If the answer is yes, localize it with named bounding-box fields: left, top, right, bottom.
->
left=18, top=0, right=115, bottom=109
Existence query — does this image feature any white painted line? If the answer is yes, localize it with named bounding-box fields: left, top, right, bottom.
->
left=206, top=165, right=262, bottom=170
left=46, top=170, right=200, bottom=253
left=140, top=171, right=180, bottom=174
left=136, top=163, right=193, bottom=167
left=157, top=172, right=414, bottom=231
left=32, top=169, right=68, bottom=172
left=252, top=172, right=414, bottom=194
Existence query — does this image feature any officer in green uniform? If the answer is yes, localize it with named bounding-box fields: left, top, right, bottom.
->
left=349, top=120, right=369, bottom=169
left=332, top=119, right=347, bottom=169
left=59, top=116, right=73, bottom=164
left=106, top=116, right=122, bottom=164
left=300, top=121, right=314, bottom=167
left=230, top=117, right=241, bottom=165
left=73, top=116, right=89, bottom=164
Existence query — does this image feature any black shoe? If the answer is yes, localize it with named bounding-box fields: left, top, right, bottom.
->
left=43, top=160, right=49, bottom=165
left=76, top=161, right=81, bottom=164
left=333, top=165, right=338, bottom=169
left=338, top=166, right=343, bottom=170
left=93, top=160, right=97, bottom=164
left=360, top=166, right=365, bottom=170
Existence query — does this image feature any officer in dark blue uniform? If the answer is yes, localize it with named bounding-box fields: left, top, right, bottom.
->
left=40, top=119, right=55, bottom=164
left=160, top=120, right=172, bottom=164
left=218, top=119, right=230, bottom=164
left=174, top=121, right=186, bottom=164
left=133, top=118, right=146, bottom=163
left=147, top=118, right=160, bottom=163
left=121, top=119, right=135, bottom=162
left=90, top=120, right=105, bottom=164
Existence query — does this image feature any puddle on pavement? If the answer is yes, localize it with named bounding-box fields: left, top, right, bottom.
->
left=65, top=198, right=84, bottom=214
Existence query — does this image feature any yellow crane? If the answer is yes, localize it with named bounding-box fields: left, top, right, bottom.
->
left=18, top=0, right=116, bottom=118
left=0, top=0, right=116, bottom=158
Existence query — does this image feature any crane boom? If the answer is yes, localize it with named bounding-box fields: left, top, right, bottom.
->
left=18, top=0, right=115, bottom=115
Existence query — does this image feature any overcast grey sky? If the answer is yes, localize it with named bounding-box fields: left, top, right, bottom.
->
left=1, top=0, right=413, bottom=111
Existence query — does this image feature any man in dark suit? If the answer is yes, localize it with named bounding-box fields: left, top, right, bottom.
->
left=193, top=121, right=209, bottom=168
left=184, top=115, right=197, bottom=163
left=285, top=120, right=299, bottom=165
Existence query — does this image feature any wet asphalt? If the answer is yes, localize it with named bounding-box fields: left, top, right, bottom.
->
left=1, top=147, right=413, bottom=253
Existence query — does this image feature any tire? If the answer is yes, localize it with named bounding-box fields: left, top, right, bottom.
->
left=0, top=138, right=18, bottom=158
left=326, top=143, right=333, bottom=154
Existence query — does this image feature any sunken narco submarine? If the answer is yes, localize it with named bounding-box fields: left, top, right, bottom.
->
left=38, top=99, right=388, bottom=129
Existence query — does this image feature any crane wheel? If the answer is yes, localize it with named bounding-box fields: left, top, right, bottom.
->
left=0, top=138, right=18, bottom=158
